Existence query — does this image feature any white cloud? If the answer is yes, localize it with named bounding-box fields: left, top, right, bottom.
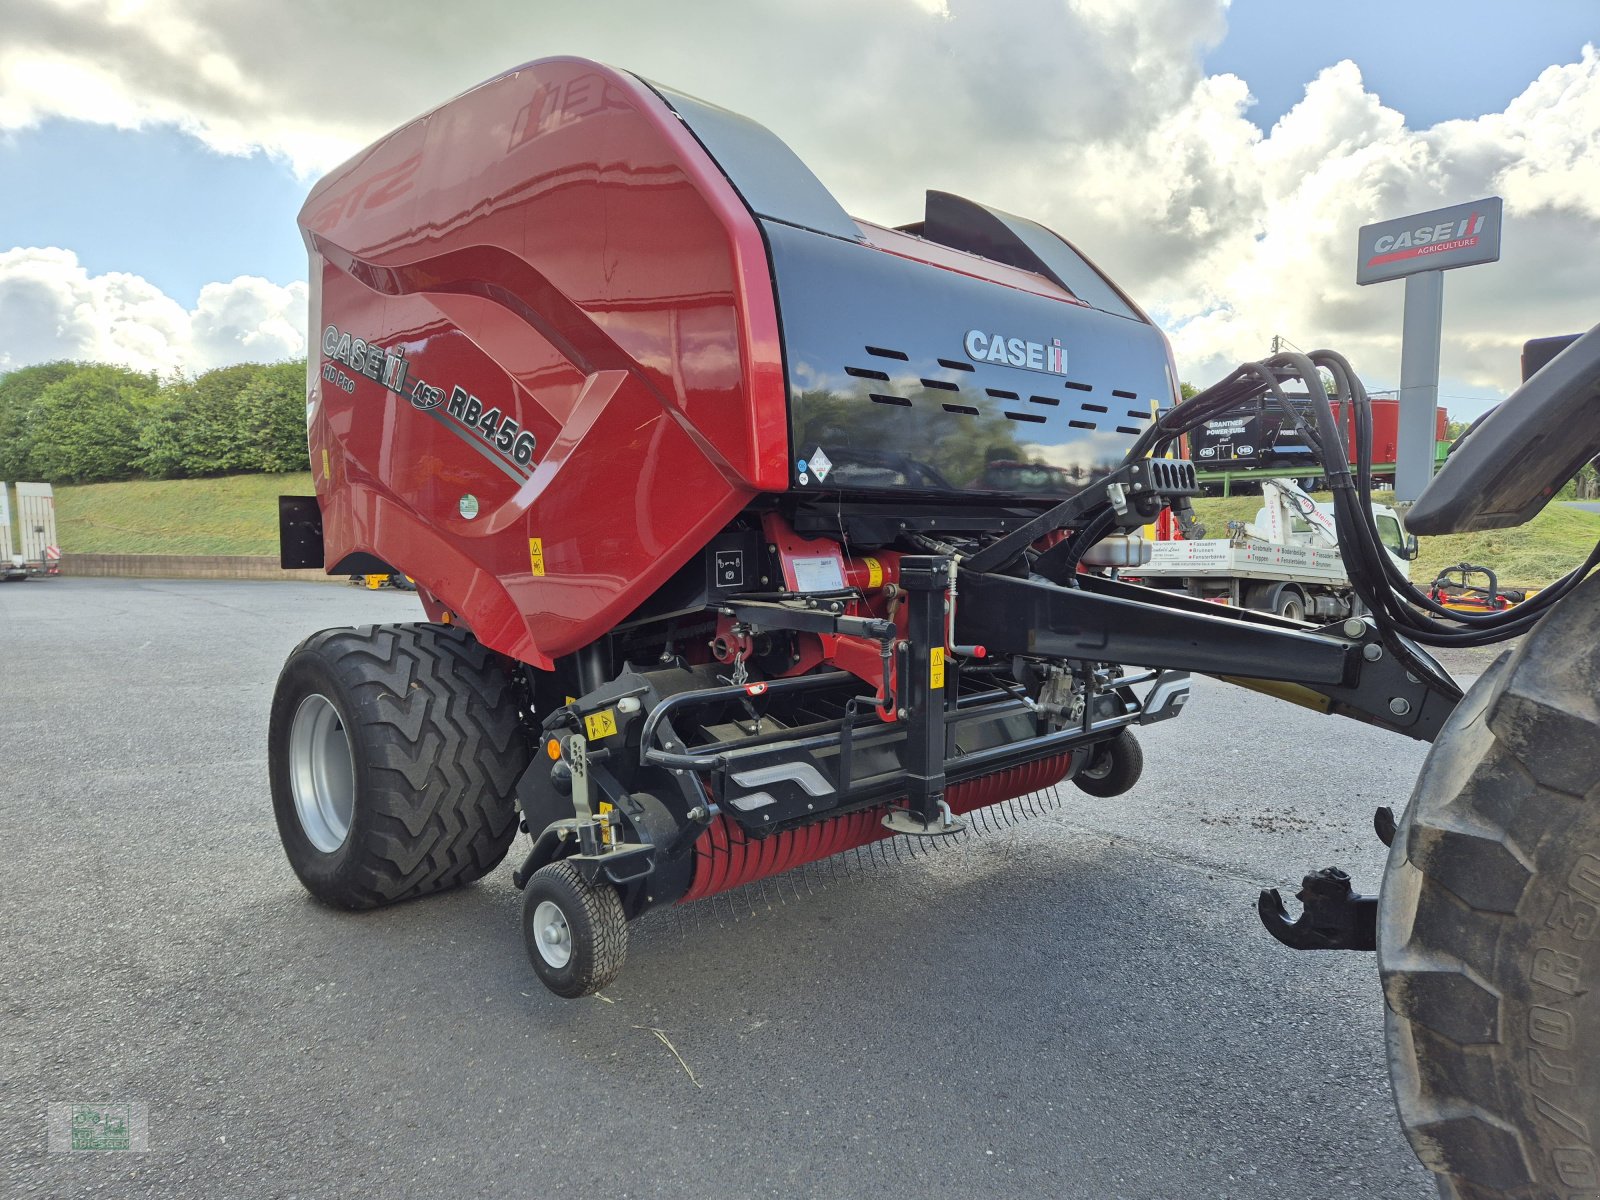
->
left=0, top=247, right=306, bottom=374
left=0, top=0, right=1595, bottom=406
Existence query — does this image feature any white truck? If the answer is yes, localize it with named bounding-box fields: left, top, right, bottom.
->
left=1, top=482, right=61, bottom=581
left=1130, top=477, right=1415, bottom=621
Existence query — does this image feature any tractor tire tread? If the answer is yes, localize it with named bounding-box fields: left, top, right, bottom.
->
left=1380, top=573, right=1600, bottom=1198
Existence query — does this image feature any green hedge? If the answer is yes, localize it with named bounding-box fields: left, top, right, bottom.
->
left=0, top=359, right=309, bottom=483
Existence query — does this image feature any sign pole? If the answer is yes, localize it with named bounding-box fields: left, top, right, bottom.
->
left=1355, top=195, right=1501, bottom=501
left=1396, top=270, right=1444, bottom=502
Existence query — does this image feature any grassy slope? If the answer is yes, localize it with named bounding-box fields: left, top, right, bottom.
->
left=35, top=474, right=1600, bottom=587
left=53, top=473, right=314, bottom=556
left=1191, top=491, right=1600, bottom=589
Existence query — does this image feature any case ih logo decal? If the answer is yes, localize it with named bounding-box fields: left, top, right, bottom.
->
left=963, top=330, right=1067, bottom=375
left=1355, top=197, right=1501, bottom=286
left=1365, top=212, right=1488, bottom=269
left=321, top=324, right=535, bottom=480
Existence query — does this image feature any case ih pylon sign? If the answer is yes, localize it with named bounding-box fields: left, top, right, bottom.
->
left=1355, top=196, right=1503, bottom=286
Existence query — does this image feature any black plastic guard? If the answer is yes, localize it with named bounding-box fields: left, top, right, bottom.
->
left=278, top=495, right=324, bottom=569
left=1408, top=323, right=1600, bottom=534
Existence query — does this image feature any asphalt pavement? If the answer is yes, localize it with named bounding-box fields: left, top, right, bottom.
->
left=2, top=578, right=1441, bottom=1199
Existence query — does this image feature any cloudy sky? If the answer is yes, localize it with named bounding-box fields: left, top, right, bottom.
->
left=1, top=0, right=1596, bottom=415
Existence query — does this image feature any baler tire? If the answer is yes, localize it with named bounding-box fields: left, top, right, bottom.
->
left=268, top=622, right=529, bottom=910
left=1072, top=729, right=1143, bottom=798
left=521, top=861, right=628, bottom=998
left=1378, top=572, right=1600, bottom=1198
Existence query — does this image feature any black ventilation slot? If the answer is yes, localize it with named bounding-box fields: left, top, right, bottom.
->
left=1126, top=409, right=1151, bottom=420
left=869, top=393, right=912, bottom=407
left=1028, top=395, right=1060, bottom=407
left=1064, top=380, right=1093, bottom=392
left=1112, top=389, right=1138, bottom=400
left=1146, top=460, right=1199, bottom=493
left=985, top=388, right=1018, bottom=400
left=865, top=345, right=910, bottom=361
left=942, top=403, right=979, bottom=416
left=845, top=366, right=890, bottom=381
left=1115, top=425, right=1141, bottom=435
left=1069, top=419, right=1097, bottom=430
left=1004, top=411, right=1046, bottom=424
left=1082, top=402, right=1108, bottom=413
left=937, top=358, right=976, bottom=372
left=921, top=378, right=959, bottom=391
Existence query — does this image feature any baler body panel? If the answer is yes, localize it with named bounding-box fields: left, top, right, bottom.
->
left=652, top=86, right=1175, bottom=498
left=769, top=221, right=1173, bottom=495
left=299, top=55, right=1175, bottom=664
left=299, top=59, right=787, bottom=666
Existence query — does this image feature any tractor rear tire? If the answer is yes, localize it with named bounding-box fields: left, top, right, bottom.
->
left=268, top=623, right=529, bottom=909
left=1072, top=728, right=1143, bottom=797
left=1379, top=573, right=1600, bottom=1198
left=521, top=861, right=628, bottom=998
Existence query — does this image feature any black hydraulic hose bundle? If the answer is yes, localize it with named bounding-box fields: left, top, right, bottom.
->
left=1113, top=350, right=1600, bottom=677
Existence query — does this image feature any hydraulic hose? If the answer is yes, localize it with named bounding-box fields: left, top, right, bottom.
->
left=1122, top=349, right=1600, bottom=673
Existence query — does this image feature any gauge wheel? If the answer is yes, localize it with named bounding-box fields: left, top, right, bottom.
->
left=521, top=860, right=628, bottom=998
left=1072, top=728, right=1144, bottom=798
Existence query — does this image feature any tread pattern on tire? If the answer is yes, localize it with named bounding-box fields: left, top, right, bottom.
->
left=527, top=861, right=627, bottom=998
left=1379, top=574, right=1600, bottom=1199
left=272, top=622, right=530, bottom=908
left=1072, top=728, right=1143, bottom=798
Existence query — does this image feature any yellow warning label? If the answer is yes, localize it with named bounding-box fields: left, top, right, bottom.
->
left=929, top=646, right=945, bottom=690
left=321, top=447, right=330, bottom=480
left=529, top=537, right=546, bottom=577
left=597, top=800, right=614, bottom=846
left=584, top=709, right=618, bottom=740
left=863, top=556, right=884, bottom=590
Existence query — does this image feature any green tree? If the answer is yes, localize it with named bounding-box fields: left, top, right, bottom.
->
left=27, top=364, right=162, bottom=483
left=138, top=363, right=265, bottom=477
left=239, top=361, right=310, bottom=472
left=0, top=361, right=83, bottom=478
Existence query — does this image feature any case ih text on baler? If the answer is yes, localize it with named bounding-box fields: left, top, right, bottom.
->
left=270, top=58, right=1600, bottom=1198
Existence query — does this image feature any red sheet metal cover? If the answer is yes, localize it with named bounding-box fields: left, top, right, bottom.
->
left=300, top=58, right=788, bottom=668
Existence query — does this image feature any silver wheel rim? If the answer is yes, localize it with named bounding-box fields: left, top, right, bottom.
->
left=288, top=693, right=356, bottom=853
left=1282, top=597, right=1305, bottom=621
left=532, top=900, right=573, bottom=968
left=1082, top=750, right=1114, bottom=780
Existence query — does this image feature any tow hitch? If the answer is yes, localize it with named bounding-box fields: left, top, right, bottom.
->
left=1258, top=808, right=1396, bottom=951
left=1258, top=868, right=1377, bottom=952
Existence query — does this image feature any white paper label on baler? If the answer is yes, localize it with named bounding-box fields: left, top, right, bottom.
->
left=808, top=446, right=832, bottom=482
left=791, top=556, right=844, bottom=592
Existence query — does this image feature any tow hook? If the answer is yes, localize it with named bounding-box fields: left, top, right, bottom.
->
left=1258, top=867, right=1377, bottom=951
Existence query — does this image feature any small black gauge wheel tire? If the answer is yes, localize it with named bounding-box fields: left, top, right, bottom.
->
left=522, top=861, right=628, bottom=999
left=1072, top=729, right=1144, bottom=798
left=1379, top=573, right=1600, bottom=1198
